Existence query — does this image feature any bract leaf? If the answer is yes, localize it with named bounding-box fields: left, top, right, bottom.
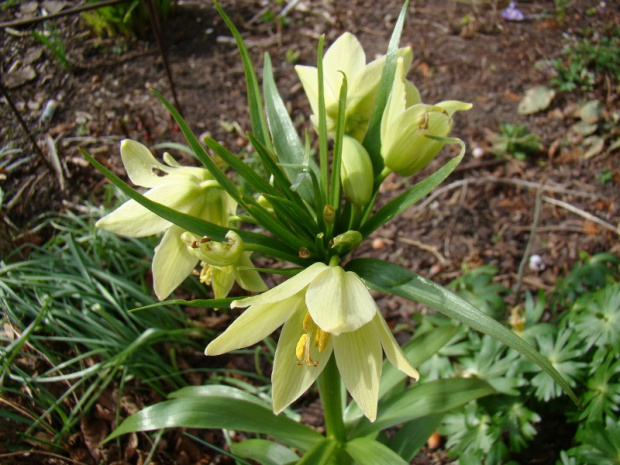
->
left=363, top=0, right=409, bottom=173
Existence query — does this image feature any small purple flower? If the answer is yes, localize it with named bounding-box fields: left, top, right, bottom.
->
left=502, top=1, right=525, bottom=21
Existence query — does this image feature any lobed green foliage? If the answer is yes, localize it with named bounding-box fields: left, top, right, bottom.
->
left=425, top=253, right=620, bottom=464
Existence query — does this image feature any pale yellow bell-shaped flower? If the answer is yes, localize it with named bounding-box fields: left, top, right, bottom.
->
left=381, top=58, right=472, bottom=176
left=96, top=139, right=237, bottom=300
left=205, top=262, right=419, bottom=422
left=296, top=33, right=412, bottom=141
left=182, top=231, right=267, bottom=299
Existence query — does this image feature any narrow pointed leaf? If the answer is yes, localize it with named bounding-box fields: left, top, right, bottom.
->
left=345, top=437, right=408, bottom=465
left=105, top=397, right=322, bottom=451
left=360, top=140, right=464, bottom=237
left=81, top=149, right=302, bottom=264
left=330, top=74, right=347, bottom=213
left=202, top=137, right=280, bottom=198
left=214, top=1, right=271, bottom=149
left=263, top=53, right=317, bottom=203
left=346, top=258, right=582, bottom=406
left=231, top=439, right=299, bottom=465
left=363, top=0, right=409, bottom=172
left=351, top=377, right=494, bottom=437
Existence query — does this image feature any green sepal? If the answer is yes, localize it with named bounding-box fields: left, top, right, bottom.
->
left=360, top=137, right=464, bottom=237
left=214, top=0, right=272, bottom=150
left=230, top=439, right=299, bottom=465
left=104, top=395, right=322, bottom=451
left=345, top=437, right=408, bottom=465
left=346, top=258, right=582, bottom=407
left=350, top=377, right=495, bottom=437
left=362, top=0, right=409, bottom=173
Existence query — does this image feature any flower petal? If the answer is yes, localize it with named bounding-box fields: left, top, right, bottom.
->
left=210, top=266, right=236, bottom=299
left=272, top=306, right=333, bottom=414
left=333, top=322, right=381, bottom=422
left=96, top=179, right=203, bottom=237
left=152, top=225, right=198, bottom=300
left=306, top=267, right=376, bottom=335
left=206, top=294, right=302, bottom=356
left=231, top=262, right=328, bottom=309
left=120, top=139, right=171, bottom=188
left=295, top=65, right=320, bottom=117
left=323, top=32, right=366, bottom=101
left=373, top=313, right=420, bottom=381
left=233, top=253, right=268, bottom=293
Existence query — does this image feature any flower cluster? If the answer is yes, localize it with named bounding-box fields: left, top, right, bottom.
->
left=96, top=30, right=471, bottom=421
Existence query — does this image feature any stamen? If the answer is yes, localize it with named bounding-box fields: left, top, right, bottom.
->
left=317, top=329, right=330, bottom=352
left=296, top=334, right=307, bottom=361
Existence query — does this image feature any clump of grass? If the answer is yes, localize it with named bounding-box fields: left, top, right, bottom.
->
left=0, top=206, right=210, bottom=451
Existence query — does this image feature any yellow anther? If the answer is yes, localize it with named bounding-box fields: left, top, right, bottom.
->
left=317, top=329, right=330, bottom=352
left=296, top=334, right=308, bottom=361
left=303, top=311, right=316, bottom=332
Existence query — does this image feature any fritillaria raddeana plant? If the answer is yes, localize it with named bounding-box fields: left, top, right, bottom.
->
left=84, top=1, right=580, bottom=462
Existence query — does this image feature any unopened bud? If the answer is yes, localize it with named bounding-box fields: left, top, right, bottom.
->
left=341, top=136, right=373, bottom=206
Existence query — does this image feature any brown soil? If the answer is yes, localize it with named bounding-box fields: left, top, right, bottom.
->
left=1, top=0, right=619, bottom=463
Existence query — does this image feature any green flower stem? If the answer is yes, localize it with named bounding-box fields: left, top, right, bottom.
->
left=317, top=355, right=346, bottom=443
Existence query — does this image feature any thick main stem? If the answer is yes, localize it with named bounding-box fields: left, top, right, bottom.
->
left=317, top=355, right=346, bottom=442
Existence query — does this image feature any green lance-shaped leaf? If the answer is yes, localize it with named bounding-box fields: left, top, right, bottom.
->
left=105, top=396, right=322, bottom=451
left=345, top=437, right=408, bottom=465
left=363, top=0, right=409, bottom=173
left=351, top=377, right=495, bottom=437
left=230, top=439, right=299, bottom=465
left=81, top=149, right=303, bottom=265
left=214, top=0, right=272, bottom=150
left=330, top=73, right=347, bottom=214
left=263, top=53, right=317, bottom=204
left=360, top=136, right=464, bottom=238
left=346, top=258, right=582, bottom=407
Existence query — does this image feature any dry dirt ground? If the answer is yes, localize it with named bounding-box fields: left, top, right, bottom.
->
left=1, top=0, right=619, bottom=463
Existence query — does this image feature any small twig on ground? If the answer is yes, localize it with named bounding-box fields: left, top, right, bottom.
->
left=543, top=196, right=620, bottom=236
left=397, top=236, right=447, bottom=264
left=409, top=176, right=602, bottom=218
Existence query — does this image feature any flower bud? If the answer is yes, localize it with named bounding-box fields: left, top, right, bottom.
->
left=341, top=136, right=374, bottom=206
left=381, top=58, right=472, bottom=177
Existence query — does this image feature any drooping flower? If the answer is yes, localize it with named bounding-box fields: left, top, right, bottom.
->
left=296, top=32, right=413, bottom=141
left=182, top=231, right=267, bottom=299
left=96, top=139, right=237, bottom=299
left=205, top=262, right=419, bottom=421
left=381, top=58, right=472, bottom=176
